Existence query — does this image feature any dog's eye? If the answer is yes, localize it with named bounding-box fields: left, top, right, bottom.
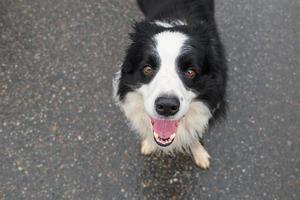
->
left=143, top=64, right=154, bottom=76
left=184, top=67, right=197, bottom=79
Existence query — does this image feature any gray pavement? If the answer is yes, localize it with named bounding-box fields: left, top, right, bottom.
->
left=0, top=0, right=299, bottom=199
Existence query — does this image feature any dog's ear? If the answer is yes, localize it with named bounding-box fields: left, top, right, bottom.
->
left=205, top=31, right=227, bottom=78
left=121, top=56, right=135, bottom=74
left=122, top=21, right=162, bottom=73
left=121, top=40, right=142, bottom=73
left=122, top=24, right=150, bottom=73
left=202, top=29, right=227, bottom=107
left=130, top=21, right=163, bottom=42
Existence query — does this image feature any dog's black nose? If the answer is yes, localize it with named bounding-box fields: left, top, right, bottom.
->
left=155, top=96, right=180, bottom=116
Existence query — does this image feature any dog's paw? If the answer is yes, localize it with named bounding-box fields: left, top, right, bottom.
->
left=141, top=139, right=155, bottom=155
left=191, top=144, right=211, bottom=169
left=192, top=147, right=211, bottom=169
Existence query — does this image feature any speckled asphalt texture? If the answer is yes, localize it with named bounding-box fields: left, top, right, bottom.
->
left=0, top=0, right=299, bottom=199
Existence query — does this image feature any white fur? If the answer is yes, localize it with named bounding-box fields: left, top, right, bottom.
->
left=112, top=70, right=121, bottom=105
left=153, top=20, right=187, bottom=28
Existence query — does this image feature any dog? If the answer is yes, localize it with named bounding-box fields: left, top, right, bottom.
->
left=113, top=0, right=227, bottom=169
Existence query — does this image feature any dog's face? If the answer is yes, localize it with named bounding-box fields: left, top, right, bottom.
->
left=115, top=22, right=226, bottom=147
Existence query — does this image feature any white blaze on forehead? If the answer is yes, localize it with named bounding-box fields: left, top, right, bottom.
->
left=152, top=31, right=189, bottom=94
left=154, top=31, right=188, bottom=65
left=154, top=20, right=187, bottom=28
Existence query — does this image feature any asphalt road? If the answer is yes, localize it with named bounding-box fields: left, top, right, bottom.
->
left=0, top=0, right=299, bottom=199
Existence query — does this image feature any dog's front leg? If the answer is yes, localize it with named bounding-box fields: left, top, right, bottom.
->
left=190, top=140, right=211, bottom=169
left=141, top=136, right=156, bottom=155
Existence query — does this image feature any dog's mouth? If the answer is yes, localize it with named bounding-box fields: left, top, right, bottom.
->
left=151, top=118, right=179, bottom=147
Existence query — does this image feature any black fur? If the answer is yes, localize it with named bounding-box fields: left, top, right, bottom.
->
left=118, top=0, right=227, bottom=121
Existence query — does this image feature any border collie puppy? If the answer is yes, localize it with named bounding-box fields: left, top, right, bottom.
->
left=113, top=0, right=227, bottom=169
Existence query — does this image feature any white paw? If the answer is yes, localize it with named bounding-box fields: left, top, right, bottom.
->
left=192, top=148, right=211, bottom=169
left=141, top=140, right=155, bottom=155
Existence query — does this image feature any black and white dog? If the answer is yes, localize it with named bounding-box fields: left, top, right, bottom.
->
left=113, top=0, right=227, bottom=169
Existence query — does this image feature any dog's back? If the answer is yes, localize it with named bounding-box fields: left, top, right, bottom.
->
left=137, top=0, right=215, bottom=22
left=137, top=0, right=173, bottom=17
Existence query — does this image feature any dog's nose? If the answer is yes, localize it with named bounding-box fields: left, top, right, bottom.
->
left=155, top=96, right=180, bottom=116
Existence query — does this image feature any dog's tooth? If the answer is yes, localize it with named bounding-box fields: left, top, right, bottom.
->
left=170, top=133, right=176, bottom=140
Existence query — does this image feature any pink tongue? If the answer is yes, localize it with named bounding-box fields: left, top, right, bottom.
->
left=151, top=118, right=178, bottom=139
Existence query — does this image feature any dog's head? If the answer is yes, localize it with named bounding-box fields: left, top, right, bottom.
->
left=114, top=22, right=226, bottom=147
